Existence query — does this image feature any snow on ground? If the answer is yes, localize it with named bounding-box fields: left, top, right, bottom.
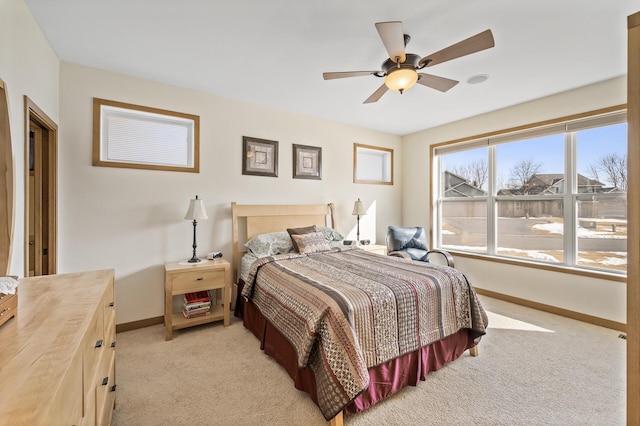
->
left=532, top=222, right=627, bottom=239
left=601, top=256, right=627, bottom=266
left=533, top=222, right=563, bottom=234
left=497, top=247, right=560, bottom=262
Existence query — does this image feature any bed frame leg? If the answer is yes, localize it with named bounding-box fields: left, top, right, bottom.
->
left=329, top=410, right=344, bottom=426
left=469, top=345, right=479, bottom=357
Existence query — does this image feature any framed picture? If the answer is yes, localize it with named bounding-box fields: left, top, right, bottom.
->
left=293, top=144, right=322, bottom=180
left=242, top=136, right=278, bottom=177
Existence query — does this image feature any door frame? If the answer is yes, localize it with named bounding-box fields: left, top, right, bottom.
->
left=24, top=96, right=57, bottom=276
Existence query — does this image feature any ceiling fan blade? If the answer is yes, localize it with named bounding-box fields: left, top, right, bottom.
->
left=375, top=21, right=406, bottom=63
left=419, top=29, right=495, bottom=68
left=323, top=71, right=380, bottom=80
left=364, top=84, right=388, bottom=104
left=417, top=73, right=459, bottom=92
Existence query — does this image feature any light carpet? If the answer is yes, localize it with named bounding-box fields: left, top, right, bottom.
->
left=112, top=296, right=625, bottom=425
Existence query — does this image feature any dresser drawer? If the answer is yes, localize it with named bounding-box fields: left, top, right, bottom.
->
left=0, top=293, right=17, bottom=327
left=172, top=269, right=225, bottom=293
left=83, top=306, right=104, bottom=395
left=102, top=280, right=115, bottom=311
left=96, top=354, right=116, bottom=426
left=102, top=284, right=116, bottom=338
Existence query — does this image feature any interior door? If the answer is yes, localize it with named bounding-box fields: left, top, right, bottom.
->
left=28, top=121, right=46, bottom=276
left=25, top=97, right=57, bottom=277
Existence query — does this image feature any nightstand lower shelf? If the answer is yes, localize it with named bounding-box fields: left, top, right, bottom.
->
left=171, top=304, right=225, bottom=331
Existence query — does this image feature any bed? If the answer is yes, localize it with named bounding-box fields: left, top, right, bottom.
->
left=231, top=202, right=488, bottom=425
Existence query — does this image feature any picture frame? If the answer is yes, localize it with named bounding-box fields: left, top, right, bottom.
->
left=242, top=136, right=278, bottom=177
left=293, top=144, right=322, bottom=180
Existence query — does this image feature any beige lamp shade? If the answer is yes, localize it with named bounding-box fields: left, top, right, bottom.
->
left=352, top=198, right=366, bottom=216
left=385, top=68, right=418, bottom=93
left=184, top=195, right=208, bottom=220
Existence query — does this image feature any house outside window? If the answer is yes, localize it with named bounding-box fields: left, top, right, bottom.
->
left=433, top=108, right=627, bottom=275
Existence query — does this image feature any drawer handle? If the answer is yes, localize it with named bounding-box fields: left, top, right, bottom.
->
left=95, top=339, right=104, bottom=348
left=110, top=384, right=117, bottom=393
left=108, top=301, right=115, bottom=307
left=111, top=341, right=116, bottom=348
left=102, top=377, right=109, bottom=386
left=196, top=277, right=203, bottom=281
left=0, top=307, right=10, bottom=315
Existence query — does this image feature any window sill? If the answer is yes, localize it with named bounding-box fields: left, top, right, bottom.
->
left=444, top=249, right=627, bottom=283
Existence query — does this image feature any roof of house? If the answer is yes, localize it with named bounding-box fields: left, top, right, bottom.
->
left=497, top=173, right=609, bottom=195
left=443, top=171, right=487, bottom=198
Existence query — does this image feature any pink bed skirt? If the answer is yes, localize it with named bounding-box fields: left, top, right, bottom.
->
left=239, top=293, right=475, bottom=415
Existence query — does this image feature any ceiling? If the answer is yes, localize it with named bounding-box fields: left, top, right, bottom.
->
left=24, top=0, right=640, bottom=135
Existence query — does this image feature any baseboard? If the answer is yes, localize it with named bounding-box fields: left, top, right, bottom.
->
left=116, top=316, right=164, bottom=333
left=475, top=287, right=627, bottom=332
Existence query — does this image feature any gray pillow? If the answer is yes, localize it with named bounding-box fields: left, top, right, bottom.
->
left=245, top=231, right=293, bottom=257
left=316, top=226, right=344, bottom=242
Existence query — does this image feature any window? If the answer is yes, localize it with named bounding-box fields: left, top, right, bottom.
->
left=354, top=143, right=393, bottom=185
left=433, top=108, right=627, bottom=275
left=93, top=98, right=199, bottom=172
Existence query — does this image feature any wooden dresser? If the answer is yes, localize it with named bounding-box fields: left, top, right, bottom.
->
left=0, top=269, right=116, bottom=425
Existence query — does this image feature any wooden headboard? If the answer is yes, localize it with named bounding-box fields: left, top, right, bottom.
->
left=231, top=202, right=335, bottom=284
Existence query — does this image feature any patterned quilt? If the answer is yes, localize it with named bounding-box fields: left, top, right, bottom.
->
left=242, top=246, right=488, bottom=420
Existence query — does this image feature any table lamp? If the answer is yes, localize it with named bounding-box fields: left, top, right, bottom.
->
left=184, top=195, right=208, bottom=263
left=352, top=198, right=366, bottom=246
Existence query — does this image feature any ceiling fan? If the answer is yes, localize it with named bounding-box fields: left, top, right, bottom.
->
left=322, top=21, right=495, bottom=104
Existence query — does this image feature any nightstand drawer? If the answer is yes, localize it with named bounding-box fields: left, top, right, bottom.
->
left=172, top=269, right=225, bottom=293
left=0, top=293, right=17, bottom=327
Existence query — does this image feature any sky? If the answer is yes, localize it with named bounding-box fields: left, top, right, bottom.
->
left=441, top=122, right=627, bottom=190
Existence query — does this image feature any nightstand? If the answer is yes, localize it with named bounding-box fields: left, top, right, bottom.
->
left=359, top=244, right=388, bottom=255
left=164, top=258, right=231, bottom=340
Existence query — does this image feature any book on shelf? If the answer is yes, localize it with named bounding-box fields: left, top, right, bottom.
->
left=183, top=305, right=210, bottom=314
left=182, top=310, right=210, bottom=319
left=184, top=290, right=211, bottom=304
left=183, top=301, right=211, bottom=311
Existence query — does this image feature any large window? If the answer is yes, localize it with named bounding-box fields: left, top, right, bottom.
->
left=434, top=108, right=627, bottom=275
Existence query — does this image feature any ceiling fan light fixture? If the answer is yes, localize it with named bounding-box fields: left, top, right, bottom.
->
left=385, top=68, right=418, bottom=93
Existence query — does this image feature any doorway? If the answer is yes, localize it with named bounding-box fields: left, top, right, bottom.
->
left=24, top=97, right=57, bottom=277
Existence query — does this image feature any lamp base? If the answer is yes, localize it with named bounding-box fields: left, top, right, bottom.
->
left=187, top=256, right=201, bottom=263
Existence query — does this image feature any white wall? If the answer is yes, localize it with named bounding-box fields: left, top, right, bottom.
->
left=0, top=0, right=59, bottom=276
left=402, top=77, right=628, bottom=323
left=58, top=62, right=402, bottom=324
